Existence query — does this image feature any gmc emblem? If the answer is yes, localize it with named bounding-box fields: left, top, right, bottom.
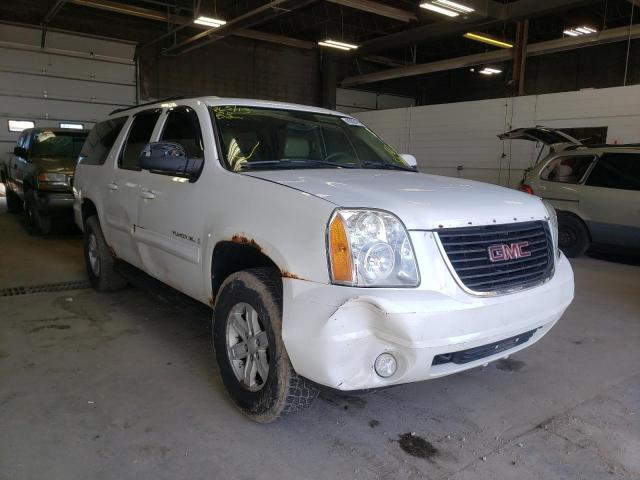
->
left=487, top=242, right=531, bottom=262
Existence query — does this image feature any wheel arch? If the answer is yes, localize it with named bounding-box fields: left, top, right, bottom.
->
left=80, top=198, right=99, bottom=227
left=557, top=209, right=592, bottom=242
left=210, top=239, right=283, bottom=306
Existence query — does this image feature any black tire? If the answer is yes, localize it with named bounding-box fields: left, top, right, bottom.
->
left=5, top=187, right=23, bottom=214
left=558, top=214, right=589, bottom=258
left=213, top=268, right=318, bottom=422
left=83, top=216, right=127, bottom=291
left=23, top=190, right=52, bottom=235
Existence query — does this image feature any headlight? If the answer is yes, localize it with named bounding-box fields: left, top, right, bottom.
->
left=37, top=172, right=70, bottom=189
left=327, top=209, right=419, bottom=287
left=542, top=200, right=560, bottom=258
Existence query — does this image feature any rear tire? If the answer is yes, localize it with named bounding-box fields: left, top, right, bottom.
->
left=213, top=268, right=318, bottom=423
left=558, top=214, right=589, bottom=258
left=5, top=187, right=23, bottom=214
left=83, top=216, right=127, bottom=291
left=23, top=191, right=52, bottom=235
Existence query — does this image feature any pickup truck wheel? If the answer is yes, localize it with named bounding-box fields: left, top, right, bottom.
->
left=213, top=268, right=318, bottom=422
left=23, top=191, right=52, bottom=235
left=83, top=216, right=127, bottom=291
left=558, top=214, right=589, bottom=258
left=5, top=188, right=23, bottom=214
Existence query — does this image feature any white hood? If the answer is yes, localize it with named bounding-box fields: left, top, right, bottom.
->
left=243, top=169, right=547, bottom=230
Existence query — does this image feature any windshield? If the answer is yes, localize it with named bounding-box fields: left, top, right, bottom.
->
left=31, top=130, right=88, bottom=158
left=211, top=106, right=413, bottom=172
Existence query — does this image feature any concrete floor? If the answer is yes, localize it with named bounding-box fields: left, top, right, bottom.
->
left=1, top=197, right=639, bottom=480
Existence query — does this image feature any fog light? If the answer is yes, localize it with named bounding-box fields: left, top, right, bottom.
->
left=374, top=353, right=397, bottom=378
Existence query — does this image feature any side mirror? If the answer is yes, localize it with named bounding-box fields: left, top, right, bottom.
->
left=401, top=154, right=418, bottom=171
left=14, top=146, right=27, bottom=158
left=139, top=142, right=203, bottom=182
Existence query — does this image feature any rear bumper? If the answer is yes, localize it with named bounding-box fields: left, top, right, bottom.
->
left=282, top=246, right=574, bottom=391
left=34, top=191, right=74, bottom=214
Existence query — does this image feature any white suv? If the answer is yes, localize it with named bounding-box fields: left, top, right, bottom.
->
left=74, top=97, right=574, bottom=422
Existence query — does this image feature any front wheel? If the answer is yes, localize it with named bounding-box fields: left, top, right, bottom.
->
left=5, top=187, right=23, bottom=214
left=83, top=216, right=127, bottom=291
left=558, top=214, right=589, bottom=258
left=213, top=268, right=318, bottom=422
left=23, top=191, right=51, bottom=235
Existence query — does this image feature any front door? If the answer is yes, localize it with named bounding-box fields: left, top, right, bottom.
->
left=135, top=106, right=207, bottom=299
left=580, top=152, right=640, bottom=247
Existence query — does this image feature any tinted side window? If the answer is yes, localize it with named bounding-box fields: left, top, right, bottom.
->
left=586, top=153, right=640, bottom=191
left=119, top=110, right=161, bottom=170
left=540, top=155, right=595, bottom=184
left=160, top=107, right=204, bottom=158
left=79, top=117, right=127, bottom=166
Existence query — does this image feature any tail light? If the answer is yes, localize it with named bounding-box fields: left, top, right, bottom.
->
left=519, top=184, right=534, bottom=195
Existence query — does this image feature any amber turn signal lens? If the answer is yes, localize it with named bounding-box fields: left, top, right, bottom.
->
left=329, top=214, right=353, bottom=283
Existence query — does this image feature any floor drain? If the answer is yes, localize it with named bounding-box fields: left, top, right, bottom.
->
left=0, top=280, right=91, bottom=297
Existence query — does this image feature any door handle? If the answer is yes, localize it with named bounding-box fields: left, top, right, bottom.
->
left=140, top=190, right=155, bottom=200
left=107, top=182, right=119, bottom=191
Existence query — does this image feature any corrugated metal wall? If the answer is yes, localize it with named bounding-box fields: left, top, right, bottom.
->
left=0, top=23, right=137, bottom=157
left=355, top=84, right=640, bottom=188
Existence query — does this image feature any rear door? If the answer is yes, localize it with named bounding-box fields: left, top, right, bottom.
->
left=580, top=152, right=640, bottom=247
left=534, top=154, right=597, bottom=209
left=135, top=105, right=207, bottom=299
left=102, top=109, right=161, bottom=267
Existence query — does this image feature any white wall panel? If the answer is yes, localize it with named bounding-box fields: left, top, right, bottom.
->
left=355, top=84, right=640, bottom=188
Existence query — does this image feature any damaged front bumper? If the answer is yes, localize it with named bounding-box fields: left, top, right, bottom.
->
left=282, top=232, right=574, bottom=391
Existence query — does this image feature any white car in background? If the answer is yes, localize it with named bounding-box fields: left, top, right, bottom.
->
left=73, top=98, right=574, bottom=422
left=500, top=127, right=640, bottom=257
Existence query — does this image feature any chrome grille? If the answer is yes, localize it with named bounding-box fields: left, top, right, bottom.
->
left=437, top=221, right=554, bottom=294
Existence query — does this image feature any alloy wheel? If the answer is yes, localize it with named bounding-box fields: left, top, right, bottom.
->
left=226, top=302, right=270, bottom=392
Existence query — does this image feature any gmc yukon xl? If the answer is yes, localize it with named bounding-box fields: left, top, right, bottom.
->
left=73, top=97, right=574, bottom=422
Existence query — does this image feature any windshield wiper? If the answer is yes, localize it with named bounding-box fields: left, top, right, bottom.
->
left=239, top=158, right=356, bottom=170
left=361, top=161, right=414, bottom=172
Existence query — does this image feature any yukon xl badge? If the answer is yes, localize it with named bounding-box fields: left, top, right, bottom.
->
left=172, top=230, right=199, bottom=245
left=487, top=242, right=531, bottom=262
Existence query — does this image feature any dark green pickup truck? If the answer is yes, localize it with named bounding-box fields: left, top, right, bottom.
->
left=1, top=127, right=88, bottom=235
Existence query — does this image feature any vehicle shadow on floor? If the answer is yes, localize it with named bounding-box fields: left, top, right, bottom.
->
left=586, top=245, right=640, bottom=266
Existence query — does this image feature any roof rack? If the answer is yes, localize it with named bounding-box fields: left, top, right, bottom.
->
left=109, top=96, right=187, bottom=115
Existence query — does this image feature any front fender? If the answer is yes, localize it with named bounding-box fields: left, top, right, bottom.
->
left=201, top=172, right=337, bottom=299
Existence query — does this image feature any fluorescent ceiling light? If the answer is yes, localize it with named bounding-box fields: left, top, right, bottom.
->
left=194, top=16, right=226, bottom=27
left=419, top=3, right=459, bottom=17
left=479, top=67, right=502, bottom=75
left=464, top=32, right=513, bottom=49
left=318, top=39, right=358, bottom=50
left=59, top=122, right=83, bottom=129
left=432, top=0, right=474, bottom=13
left=564, top=26, right=597, bottom=37
left=8, top=120, right=34, bottom=132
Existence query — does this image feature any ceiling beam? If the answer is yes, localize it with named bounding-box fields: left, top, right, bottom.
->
left=341, top=23, right=640, bottom=86
left=68, top=0, right=315, bottom=50
left=41, top=0, right=69, bottom=47
left=326, top=0, right=417, bottom=22
left=165, top=0, right=320, bottom=54
left=354, top=0, right=594, bottom=55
